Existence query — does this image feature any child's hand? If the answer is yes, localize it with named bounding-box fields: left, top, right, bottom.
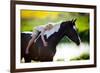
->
left=43, top=42, right=48, bottom=47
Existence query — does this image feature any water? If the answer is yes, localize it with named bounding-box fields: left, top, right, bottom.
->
left=53, top=43, right=89, bottom=61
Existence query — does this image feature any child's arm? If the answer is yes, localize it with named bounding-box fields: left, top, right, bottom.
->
left=40, top=30, right=47, bottom=47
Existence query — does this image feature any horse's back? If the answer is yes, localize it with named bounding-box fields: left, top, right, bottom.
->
left=21, top=32, right=55, bottom=61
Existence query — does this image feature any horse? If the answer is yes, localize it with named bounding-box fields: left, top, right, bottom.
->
left=21, top=19, right=80, bottom=62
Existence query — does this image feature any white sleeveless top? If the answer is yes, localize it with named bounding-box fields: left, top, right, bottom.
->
left=31, top=26, right=45, bottom=37
left=35, top=26, right=45, bottom=32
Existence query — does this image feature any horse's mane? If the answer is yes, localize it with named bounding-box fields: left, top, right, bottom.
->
left=44, top=20, right=73, bottom=38
left=22, top=20, right=73, bottom=39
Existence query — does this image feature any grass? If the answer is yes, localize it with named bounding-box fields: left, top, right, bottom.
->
left=70, top=53, right=90, bottom=61
left=56, top=59, right=65, bottom=61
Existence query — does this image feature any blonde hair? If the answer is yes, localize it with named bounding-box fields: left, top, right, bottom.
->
left=45, top=24, right=53, bottom=30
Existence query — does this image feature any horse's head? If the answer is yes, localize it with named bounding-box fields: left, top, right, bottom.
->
left=62, top=19, right=80, bottom=46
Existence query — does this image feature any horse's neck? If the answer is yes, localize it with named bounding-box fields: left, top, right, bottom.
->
left=55, top=31, right=65, bottom=45
left=50, top=27, right=65, bottom=47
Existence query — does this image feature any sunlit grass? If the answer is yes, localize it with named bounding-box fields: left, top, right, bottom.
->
left=70, top=53, right=89, bottom=61
left=53, top=43, right=90, bottom=62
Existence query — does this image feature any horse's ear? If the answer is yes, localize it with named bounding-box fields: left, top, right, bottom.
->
left=73, top=19, right=77, bottom=23
left=72, top=18, right=77, bottom=25
left=72, top=18, right=77, bottom=22
left=71, top=18, right=77, bottom=25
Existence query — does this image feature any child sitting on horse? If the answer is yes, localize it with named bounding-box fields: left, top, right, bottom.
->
left=25, top=24, right=53, bottom=54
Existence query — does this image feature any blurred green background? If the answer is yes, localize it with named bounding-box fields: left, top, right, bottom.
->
left=21, top=10, right=90, bottom=43
left=21, top=10, right=90, bottom=61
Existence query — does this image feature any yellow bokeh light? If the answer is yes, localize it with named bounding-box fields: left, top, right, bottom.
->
left=21, top=10, right=59, bottom=19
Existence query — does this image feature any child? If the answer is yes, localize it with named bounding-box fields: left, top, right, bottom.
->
left=25, top=24, right=53, bottom=54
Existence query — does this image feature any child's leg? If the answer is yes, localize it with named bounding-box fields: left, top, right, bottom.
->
left=26, top=32, right=36, bottom=54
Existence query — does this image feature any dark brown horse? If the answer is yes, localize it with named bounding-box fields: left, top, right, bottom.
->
left=21, top=19, right=80, bottom=62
